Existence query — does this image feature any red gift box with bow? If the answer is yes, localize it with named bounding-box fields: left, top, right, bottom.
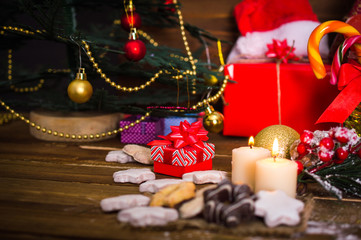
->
left=223, top=39, right=340, bottom=136
left=148, top=120, right=215, bottom=177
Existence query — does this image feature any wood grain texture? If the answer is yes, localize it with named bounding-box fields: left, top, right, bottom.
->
left=1, top=1, right=361, bottom=239
left=0, top=118, right=361, bottom=239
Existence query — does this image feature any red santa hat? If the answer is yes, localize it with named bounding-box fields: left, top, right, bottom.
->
left=227, top=0, right=329, bottom=63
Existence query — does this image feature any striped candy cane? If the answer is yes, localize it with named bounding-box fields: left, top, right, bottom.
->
left=308, top=20, right=361, bottom=79
left=331, top=35, right=361, bottom=85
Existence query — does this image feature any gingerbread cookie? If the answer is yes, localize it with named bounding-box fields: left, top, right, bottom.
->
left=113, top=168, right=155, bottom=184
left=100, top=194, right=150, bottom=212
left=203, top=180, right=255, bottom=227
left=139, top=179, right=185, bottom=193
left=117, top=206, right=178, bottom=227
left=179, top=185, right=216, bottom=219
left=255, top=190, right=304, bottom=228
left=150, top=182, right=196, bottom=208
left=182, top=170, right=227, bottom=184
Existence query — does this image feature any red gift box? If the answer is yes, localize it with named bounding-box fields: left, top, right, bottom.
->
left=223, top=63, right=340, bottom=136
left=148, top=120, right=214, bottom=177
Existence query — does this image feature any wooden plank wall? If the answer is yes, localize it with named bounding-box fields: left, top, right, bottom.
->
left=151, top=0, right=356, bottom=62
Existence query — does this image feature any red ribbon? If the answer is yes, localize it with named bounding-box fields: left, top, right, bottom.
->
left=148, top=120, right=208, bottom=165
left=148, top=120, right=208, bottom=150
left=317, top=61, right=361, bottom=124
left=266, top=39, right=300, bottom=64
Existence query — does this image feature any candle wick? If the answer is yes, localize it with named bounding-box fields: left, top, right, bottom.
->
left=250, top=145, right=253, bottom=149
left=273, top=156, right=276, bottom=162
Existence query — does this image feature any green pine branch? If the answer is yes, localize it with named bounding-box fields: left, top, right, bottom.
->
left=301, top=154, right=361, bottom=199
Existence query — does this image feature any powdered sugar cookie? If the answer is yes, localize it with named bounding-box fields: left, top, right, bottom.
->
left=117, top=206, right=178, bottom=227
left=139, top=179, right=185, bottom=193
left=113, top=168, right=155, bottom=184
left=105, top=150, right=135, bottom=163
left=255, top=190, right=304, bottom=228
left=182, top=170, right=228, bottom=184
left=100, top=194, right=150, bottom=212
left=123, top=144, right=152, bottom=165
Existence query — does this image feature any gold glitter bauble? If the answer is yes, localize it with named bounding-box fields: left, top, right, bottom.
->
left=203, top=105, right=224, bottom=133
left=254, top=125, right=300, bottom=158
left=344, top=104, right=361, bottom=136
left=67, top=68, right=93, bottom=104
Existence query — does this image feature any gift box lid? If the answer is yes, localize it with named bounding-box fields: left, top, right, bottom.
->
left=120, top=116, right=163, bottom=134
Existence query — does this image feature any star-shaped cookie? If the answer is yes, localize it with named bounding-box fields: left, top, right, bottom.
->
left=255, top=190, right=304, bottom=228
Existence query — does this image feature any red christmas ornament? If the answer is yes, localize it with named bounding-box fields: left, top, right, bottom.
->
left=124, top=28, right=146, bottom=62
left=121, top=11, right=142, bottom=32
left=319, top=137, right=334, bottom=150
left=300, top=131, right=313, bottom=145
left=164, top=0, right=176, bottom=12
left=124, top=39, right=146, bottom=61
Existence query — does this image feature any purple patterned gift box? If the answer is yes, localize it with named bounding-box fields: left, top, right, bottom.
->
left=120, top=116, right=164, bottom=144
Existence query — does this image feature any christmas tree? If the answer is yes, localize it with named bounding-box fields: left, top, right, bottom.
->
left=0, top=0, right=228, bottom=137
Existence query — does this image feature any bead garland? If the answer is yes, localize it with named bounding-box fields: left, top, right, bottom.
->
left=173, top=0, right=197, bottom=94
left=7, top=49, right=69, bottom=93
left=0, top=99, right=151, bottom=140
left=82, top=39, right=163, bottom=92
left=7, top=48, right=44, bottom=92
left=0, top=0, right=228, bottom=138
left=0, top=112, right=15, bottom=125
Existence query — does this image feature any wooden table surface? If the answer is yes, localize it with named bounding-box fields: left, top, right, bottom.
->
left=0, top=119, right=361, bottom=240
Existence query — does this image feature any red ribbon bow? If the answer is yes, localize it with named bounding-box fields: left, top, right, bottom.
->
left=266, top=39, right=300, bottom=64
left=317, top=60, right=361, bottom=124
left=148, top=120, right=208, bottom=150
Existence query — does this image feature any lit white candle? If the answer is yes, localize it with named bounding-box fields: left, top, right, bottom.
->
left=232, top=136, right=271, bottom=189
left=255, top=138, right=298, bottom=198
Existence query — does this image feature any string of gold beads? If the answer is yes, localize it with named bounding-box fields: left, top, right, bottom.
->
left=7, top=49, right=45, bottom=92
left=137, top=29, right=159, bottom=47
left=7, top=49, right=71, bottom=93
left=81, top=40, right=163, bottom=92
left=0, top=99, right=151, bottom=139
left=191, top=74, right=228, bottom=109
left=173, top=0, right=197, bottom=95
left=0, top=112, right=15, bottom=125
left=131, top=29, right=199, bottom=64
left=2, top=26, right=35, bottom=35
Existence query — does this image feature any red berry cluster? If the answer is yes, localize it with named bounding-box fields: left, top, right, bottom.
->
left=295, top=127, right=361, bottom=172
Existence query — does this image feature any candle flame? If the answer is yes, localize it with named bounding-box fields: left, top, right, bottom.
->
left=272, top=138, right=279, bottom=157
left=248, top=136, right=254, bottom=148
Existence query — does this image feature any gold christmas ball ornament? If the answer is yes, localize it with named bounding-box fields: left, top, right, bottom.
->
left=203, top=105, right=224, bottom=133
left=254, top=125, right=300, bottom=158
left=344, top=104, right=361, bottom=136
left=67, top=68, right=93, bottom=104
left=203, top=72, right=220, bottom=86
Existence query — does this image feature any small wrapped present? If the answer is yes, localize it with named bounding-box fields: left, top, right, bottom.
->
left=148, top=120, right=215, bottom=177
left=120, top=115, right=164, bottom=144
left=162, top=114, right=199, bottom=135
